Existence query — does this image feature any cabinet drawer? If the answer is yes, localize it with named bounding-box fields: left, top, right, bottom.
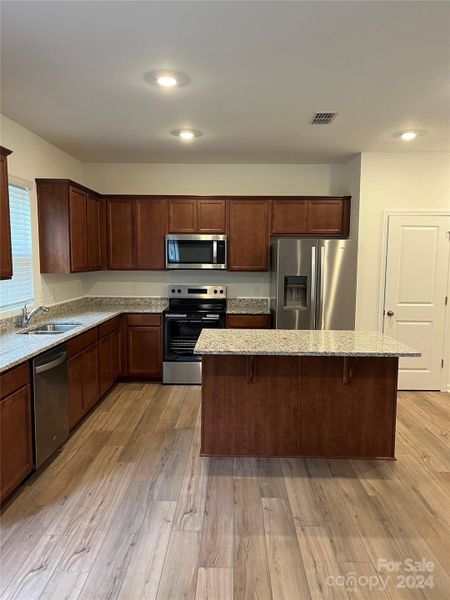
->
left=98, top=316, right=121, bottom=338
left=66, top=327, right=98, bottom=357
left=127, top=314, right=161, bottom=327
left=0, top=362, right=30, bottom=400
left=226, top=314, right=271, bottom=329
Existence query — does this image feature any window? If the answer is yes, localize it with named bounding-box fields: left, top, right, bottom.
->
left=0, top=183, right=34, bottom=311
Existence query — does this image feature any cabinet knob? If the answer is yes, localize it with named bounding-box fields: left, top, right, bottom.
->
left=386, top=310, right=395, bottom=317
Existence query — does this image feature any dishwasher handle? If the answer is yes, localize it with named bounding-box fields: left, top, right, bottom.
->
left=34, top=351, right=67, bottom=374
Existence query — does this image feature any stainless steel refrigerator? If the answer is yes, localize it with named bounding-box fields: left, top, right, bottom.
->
left=270, top=238, right=357, bottom=330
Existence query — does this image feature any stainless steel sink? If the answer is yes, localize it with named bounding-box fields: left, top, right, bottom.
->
left=18, top=323, right=82, bottom=335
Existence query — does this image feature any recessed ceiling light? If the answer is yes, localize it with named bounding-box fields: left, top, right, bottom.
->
left=157, top=75, right=178, bottom=88
left=400, top=131, right=417, bottom=141
left=171, top=128, right=202, bottom=141
left=144, top=70, right=190, bottom=88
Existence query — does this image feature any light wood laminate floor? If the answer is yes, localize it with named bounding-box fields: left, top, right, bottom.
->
left=0, top=384, right=449, bottom=600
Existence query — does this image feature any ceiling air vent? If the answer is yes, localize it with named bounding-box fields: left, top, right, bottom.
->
left=311, top=112, right=337, bottom=125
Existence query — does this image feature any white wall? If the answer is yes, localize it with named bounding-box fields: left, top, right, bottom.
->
left=0, top=115, right=88, bottom=312
left=355, top=152, right=450, bottom=330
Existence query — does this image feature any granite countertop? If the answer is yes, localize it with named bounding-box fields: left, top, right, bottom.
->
left=0, top=301, right=166, bottom=374
left=195, top=329, right=420, bottom=357
left=0, top=296, right=271, bottom=373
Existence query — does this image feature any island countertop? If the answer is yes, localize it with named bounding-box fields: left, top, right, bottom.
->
left=195, top=329, right=420, bottom=357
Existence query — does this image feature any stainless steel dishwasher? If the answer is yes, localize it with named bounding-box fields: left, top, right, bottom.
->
left=32, top=344, right=69, bottom=468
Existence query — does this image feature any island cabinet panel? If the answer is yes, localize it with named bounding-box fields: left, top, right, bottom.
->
left=0, top=147, right=13, bottom=280
left=270, top=197, right=351, bottom=237
left=86, top=193, right=102, bottom=270
left=226, top=314, right=271, bottom=329
left=299, top=356, right=398, bottom=459
left=0, top=384, right=33, bottom=502
left=228, top=199, right=270, bottom=271
left=135, top=198, right=166, bottom=269
left=201, top=355, right=300, bottom=456
left=106, top=197, right=136, bottom=269
left=69, top=187, right=89, bottom=272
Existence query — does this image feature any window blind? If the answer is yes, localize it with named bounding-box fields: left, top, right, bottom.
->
left=0, top=184, right=34, bottom=311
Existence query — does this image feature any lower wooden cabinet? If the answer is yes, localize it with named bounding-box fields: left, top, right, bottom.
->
left=67, top=343, right=99, bottom=429
left=126, top=314, right=162, bottom=377
left=226, top=314, right=271, bottom=329
left=0, top=385, right=33, bottom=502
left=99, top=326, right=121, bottom=396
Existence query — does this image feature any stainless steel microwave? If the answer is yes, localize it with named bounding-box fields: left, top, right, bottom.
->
left=165, top=234, right=227, bottom=270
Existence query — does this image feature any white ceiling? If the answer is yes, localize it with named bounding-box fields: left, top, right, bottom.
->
left=1, top=1, right=449, bottom=164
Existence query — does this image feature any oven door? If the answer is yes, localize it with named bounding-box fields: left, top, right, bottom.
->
left=166, top=234, right=227, bottom=270
left=164, top=313, right=224, bottom=362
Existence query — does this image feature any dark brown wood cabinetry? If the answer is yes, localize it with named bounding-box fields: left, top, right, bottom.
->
left=36, top=180, right=104, bottom=273
left=228, top=199, right=270, bottom=271
left=98, top=317, right=121, bottom=396
left=67, top=342, right=99, bottom=428
left=106, top=197, right=135, bottom=269
left=271, top=197, right=350, bottom=237
left=126, top=314, right=162, bottom=377
left=226, top=314, right=271, bottom=329
left=35, top=177, right=351, bottom=274
left=136, top=198, right=166, bottom=269
left=168, top=198, right=226, bottom=233
left=0, top=363, right=33, bottom=502
left=0, top=147, right=13, bottom=280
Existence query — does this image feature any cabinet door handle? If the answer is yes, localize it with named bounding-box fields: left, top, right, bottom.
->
left=246, top=356, right=256, bottom=383
left=343, top=357, right=357, bottom=384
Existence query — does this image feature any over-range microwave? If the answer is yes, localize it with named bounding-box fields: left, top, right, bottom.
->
left=165, top=234, right=227, bottom=270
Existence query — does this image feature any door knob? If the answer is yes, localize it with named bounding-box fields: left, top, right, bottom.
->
left=386, top=310, right=395, bottom=317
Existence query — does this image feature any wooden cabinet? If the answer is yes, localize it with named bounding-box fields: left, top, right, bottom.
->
left=69, top=187, right=88, bottom=272
left=228, top=199, right=270, bottom=271
left=0, top=147, right=13, bottom=280
left=168, top=198, right=226, bottom=233
left=98, top=317, right=122, bottom=396
left=67, top=342, right=99, bottom=428
left=136, top=198, right=166, bottom=269
left=106, top=197, right=135, bottom=269
left=0, top=362, right=33, bottom=502
left=126, top=314, right=162, bottom=377
left=271, top=197, right=350, bottom=237
left=202, top=355, right=300, bottom=456
left=36, top=180, right=103, bottom=273
left=226, top=314, right=271, bottom=329
left=87, top=193, right=102, bottom=270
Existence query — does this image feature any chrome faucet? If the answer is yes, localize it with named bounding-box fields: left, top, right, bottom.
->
left=20, top=304, right=50, bottom=328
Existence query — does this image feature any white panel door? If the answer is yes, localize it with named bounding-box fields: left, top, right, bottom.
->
left=384, top=215, right=450, bottom=390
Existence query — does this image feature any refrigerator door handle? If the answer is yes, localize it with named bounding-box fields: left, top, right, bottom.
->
left=310, top=245, right=316, bottom=329
left=317, top=245, right=325, bottom=329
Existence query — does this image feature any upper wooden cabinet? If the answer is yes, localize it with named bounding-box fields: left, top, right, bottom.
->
left=228, top=198, right=270, bottom=271
left=168, top=198, right=226, bottom=233
left=136, top=198, right=166, bottom=269
left=0, top=147, right=13, bottom=280
left=106, top=197, right=135, bottom=269
left=271, top=197, right=350, bottom=237
left=36, top=180, right=103, bottom=273
left=106, top=197, right=166, bottom=270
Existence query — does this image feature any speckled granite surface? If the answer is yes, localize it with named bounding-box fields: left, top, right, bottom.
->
left=0, top=297, right=167, bottom=374
left=0, top=295, right=269, bottom=373
left=195, top=329, right=420, bottom=357
left=226, top=298, right=270, bottom=314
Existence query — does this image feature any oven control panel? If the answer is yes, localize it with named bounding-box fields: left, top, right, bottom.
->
left=168, top=285, right=227, bottom=299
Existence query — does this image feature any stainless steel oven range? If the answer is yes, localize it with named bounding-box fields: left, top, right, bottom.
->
left=163, top=285, right=226, bottom=384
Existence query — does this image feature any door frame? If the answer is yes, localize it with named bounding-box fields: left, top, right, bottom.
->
left=378, top=210, right=450, bottom=392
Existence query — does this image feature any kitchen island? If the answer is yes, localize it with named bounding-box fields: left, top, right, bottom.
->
left=195, top=330, right=420, bottom=460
